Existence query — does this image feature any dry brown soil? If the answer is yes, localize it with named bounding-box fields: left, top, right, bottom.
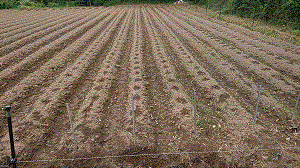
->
left=0, top=4, right=299, bottom=168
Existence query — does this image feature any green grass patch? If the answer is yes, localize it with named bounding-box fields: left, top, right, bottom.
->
left=189, top=1, right=300, bottom=45
left=261, top=89, right=298, bottom=122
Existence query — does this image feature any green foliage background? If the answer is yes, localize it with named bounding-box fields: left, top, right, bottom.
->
left=0, top=0, right=19, bottom=9
left=189, top=0, right=300, bottom=29
left=0, top=0, right=299, bottom=29
left=0, top=0, right=177, bottom=9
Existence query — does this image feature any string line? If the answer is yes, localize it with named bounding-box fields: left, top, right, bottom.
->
left=17, top=146, right=298, bottom=163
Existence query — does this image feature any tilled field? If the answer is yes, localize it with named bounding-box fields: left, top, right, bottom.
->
left=0, top=5, right=300, bottom=167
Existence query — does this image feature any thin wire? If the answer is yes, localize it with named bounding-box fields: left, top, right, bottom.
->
left=17, top=146, right=298, bottom=163
left=0, top=88, right=298, bottom=165
left=0, top=165, right=9, bottom=168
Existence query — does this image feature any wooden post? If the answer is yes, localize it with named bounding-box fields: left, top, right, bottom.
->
left=5, top=106, right=17, bottom=168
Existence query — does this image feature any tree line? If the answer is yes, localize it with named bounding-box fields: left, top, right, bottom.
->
left=0, top=0, right=177, bottom=9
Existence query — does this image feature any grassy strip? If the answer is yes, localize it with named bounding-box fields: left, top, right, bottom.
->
left=211, top=12, right=300, bottom=46
left=185, top=3, right=300, bottom=46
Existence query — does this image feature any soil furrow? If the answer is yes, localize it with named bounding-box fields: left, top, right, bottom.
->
left=140, top=8, right=190, bottom=166
left=0, top=8, right=98, bottom=27
left=168, top=6, right=300, bottom=58
left=152, top=6, right=300, bottom=166
left=145, top=9, right=269, bottom=165
left=140, top=8, right=230, bottom=167
left=161, top=2, right=297, bottom=136
left=155, top=7, right=300, bottom=123
left=148, top=6, right=226, bottom=143
left=208, top=18, right=300, bottom=55
left=0, top=8, right=87, bottom=45
left=163, top=8, right=300, bottom=106
left=0, top=8, right=96, bottom=51
left=144, top=9, right=233, bottom=167
left=85, top=9, right=136, bottom=167
left=124, top=9, right=150, bottom=147
left=148, top=6, right=253, bottom=137
left=161, top=11, right=294, bottom=128
left=1, top=6, right=299, bottom=167
left=65, top=9, right=133, bottom=153
left=0, top=8, right=107, bottom=71
left=0, top=8, right=127, bottom=164
left=0, top=8, right=94, bottom=36
left=164, top=7, right=300, bottom=81
left=40, top=8, right=134, bottom=168
left=0, top=9, right=59, bottom=33
left=172, top=6, right=300, bottom=55
left=0, top=9, right=113, bottom=95
left=144, top=7, right=196, bottom=144
left=159, top=7, right=299, bottom=95
left=0, top=8, right=121, bottom=121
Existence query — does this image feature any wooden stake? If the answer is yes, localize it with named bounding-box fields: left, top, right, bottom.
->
left=253, top=85, right=262, bottom=130
left=66, top=103, right=78, bottom=149
left=131, top=94, right=136, bottom=144
left=292, top=90, right=300, bottom=122
left=194, top=90, right=197, bottom=135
